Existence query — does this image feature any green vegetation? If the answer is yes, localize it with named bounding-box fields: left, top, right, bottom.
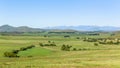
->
left=1, top=32, right=120, bottom=68
left=61, top=44, right=72, bottom=51
left=18, top=47, right=53, bottom=56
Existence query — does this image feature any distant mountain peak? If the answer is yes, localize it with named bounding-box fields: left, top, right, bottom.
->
left=0, top=24, right=13, bottom=27
left=45, top=25, right=120, bottom=31
left=18, top=26, right=31, bottom=28
left=0, top=24, right=120, bottom=32
left=0, top=25, right=43, bottom=32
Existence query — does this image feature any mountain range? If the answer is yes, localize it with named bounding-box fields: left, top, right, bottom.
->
left=46, top=26, right=120, bottom=31
left=0, top=25, right=120, bottom=32
left=0, top=25, right=44, bottom=32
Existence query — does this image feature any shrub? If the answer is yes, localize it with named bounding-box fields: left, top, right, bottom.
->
left=61, top=44, right=66, bottom=51
left=20, top=47, right=27, bottom=51
left=76, top=37, right=80, bottom=39
left=27, top=45, right=35, bottom=49
left=39, top=43, right=44, bottom=47
left=4, top=52, right=19, bottom=57
left=44, top=35, right=47, bottom=37
left=48, top=41, right=51, bottom=43
left=73, top=48, right=77, bottom=51
left=44, top=44, right=50, bottom=46
left=94, top=43, right=98, bottom=46
left=64, top=35, right=70, bottom=38
left=4, top=45, right=36, bottom=58
left=50, top=43, right=55, bottom=46
left=12, top=50, right=19, bottom=54
left=61, top=44, right=72, bottom=51
left=40, top=42, right=56, bottom=47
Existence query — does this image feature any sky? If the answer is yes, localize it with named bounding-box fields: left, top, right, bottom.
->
left=0, top=0, right=120, bottom=28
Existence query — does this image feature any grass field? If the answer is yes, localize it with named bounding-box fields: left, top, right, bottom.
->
left=0, top=35, right=120, bottom=68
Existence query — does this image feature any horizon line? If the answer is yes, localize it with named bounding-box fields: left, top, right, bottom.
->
left=0, top=24, right=120, bottom=28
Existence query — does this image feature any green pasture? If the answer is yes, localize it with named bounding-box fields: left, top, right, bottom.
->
left=0, top=35, right=120, bottom=68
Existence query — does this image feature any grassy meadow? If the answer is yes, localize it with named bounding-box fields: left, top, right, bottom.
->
left=0, top=33, right=120, bottom=68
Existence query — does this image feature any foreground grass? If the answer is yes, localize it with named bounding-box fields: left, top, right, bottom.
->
left=18, top=47, right=53, bottom=56
left=0, top=35, right=120, bottom=68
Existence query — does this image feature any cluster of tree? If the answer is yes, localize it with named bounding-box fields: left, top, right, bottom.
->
left=39, top=41, right=56, bottom=47
left=20, top=45, right=35, bottom=51
left=83, top=38, right=97, bottom=42
left=98, top=40, right=119, bottom=45
left=4, top=50, right=20, bottom=57
left=86, top=33, right=100, bottom=36
left=83, top=37, right=120, bottom=45
left=4, top=45, right=35, bottom=58
left=61, top=44, right=92, bottom=51
left=72, top=47, right=102, bottom=51
left=64, top=35, right=70, bottom=38
left=72, top=48, right=89, bottom=51
left=61, top=44, right=72, bottom=51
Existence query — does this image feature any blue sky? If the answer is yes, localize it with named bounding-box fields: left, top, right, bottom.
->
left=0, top=0, right=120, bottom=28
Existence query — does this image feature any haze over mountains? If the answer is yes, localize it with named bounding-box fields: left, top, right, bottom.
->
left=46, top=26, right=120, bottom=31
left=0, top=25, right=43, bottom=32
left=0, top=25, right=120, bottom=32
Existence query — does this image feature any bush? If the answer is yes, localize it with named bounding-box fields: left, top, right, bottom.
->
left=4, top=45, right=36, bottom=58
left=39, top=43, right=44, bottom=47
left=44, top=44, right=50, bottom=46
left=73, top=48, right=77, bottom=51
left=40, top=42, right=56, bottom=47
left=94, top=43, right=98, bottom=46
left=61, top=44, right=72, bottom=51
left=50, top=43, right=56, bottom=46
left=12, top=50, right=19, bottom=54
left=27, top=45, right=35, bottom=49
left=99, top=41, right=106, bottom=44
left=48, top=41, right=51, bottom=43
left=76, top=37, right=80, bottom=39
left=4, top=52, right=19, bottom=57
left=64, top=35, right=70, bottom=38
left=20, top=47, right=27, bottom=51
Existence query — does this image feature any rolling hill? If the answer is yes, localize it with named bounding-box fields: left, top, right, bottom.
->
left=0, top=25, right=120, bottom=32
left=0, top=25, right=44, bottom=32
left=45, top=25, right=120, bottom=31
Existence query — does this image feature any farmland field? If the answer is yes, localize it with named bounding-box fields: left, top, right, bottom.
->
left=1, top=34, right=120, bottom=68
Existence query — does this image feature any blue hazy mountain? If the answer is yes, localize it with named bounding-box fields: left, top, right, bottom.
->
left=0, top=25, right=120, bottom=32
left=45, top=25, right=120, bottom=31
left=0, top=25, right=44, bottom=32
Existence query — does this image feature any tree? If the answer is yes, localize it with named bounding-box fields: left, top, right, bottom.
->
left=61, top=44, right=72, bottom=51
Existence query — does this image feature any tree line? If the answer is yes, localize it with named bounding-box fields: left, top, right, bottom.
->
left=4, top=45, right=35, bottom=57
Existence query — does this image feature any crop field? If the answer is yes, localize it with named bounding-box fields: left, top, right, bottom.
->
left=1, top=33, right=120, bottom=68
